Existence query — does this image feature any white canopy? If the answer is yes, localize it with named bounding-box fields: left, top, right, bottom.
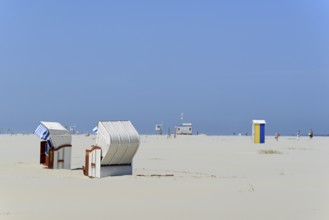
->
left=40, top=121, right=69, bottom=135
left=252, top=120, right=266, bottom=124
left=35, top=121, right=71, bottom=148
left=96, top=121, right=140, bottom=166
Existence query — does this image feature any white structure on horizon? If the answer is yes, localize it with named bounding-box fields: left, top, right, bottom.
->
left=155, top=123, right=163, bottom=135
left=34, top=121, right=72, bottom=169
left=175, top=123, right=193, bottom=135
left=69, top=125, right=76, bottom=134
left=84, top=121, right=140, bottom=178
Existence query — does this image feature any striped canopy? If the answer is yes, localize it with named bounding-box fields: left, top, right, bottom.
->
left=34, top=124, right=50, bottom=140
left=93, top=126, right=98, bottom=134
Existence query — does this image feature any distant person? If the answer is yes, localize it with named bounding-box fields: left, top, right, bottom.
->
left=167, top=128, right=171, bottom=138
left=275, top=132, right=280, bottom=141
left=297, top=130, right=301, bottom=140
left=308, top=129, right=313, bottom=139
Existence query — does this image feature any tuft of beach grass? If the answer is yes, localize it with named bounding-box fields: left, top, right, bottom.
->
left=258, top=149, right=283, bottom=155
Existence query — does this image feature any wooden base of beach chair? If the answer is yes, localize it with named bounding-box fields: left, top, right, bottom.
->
left=40, top=141, right=47, bottom=165
left=84, top=146, right=133, bottom=178
left=39, top=143, right=72, bottom=169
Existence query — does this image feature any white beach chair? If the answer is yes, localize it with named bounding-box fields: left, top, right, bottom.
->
left=84, top=121, right=140, bottom=178
left=34, top=121, right=72, bottom=169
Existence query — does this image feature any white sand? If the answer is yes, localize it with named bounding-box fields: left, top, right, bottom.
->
left=0, top=134, right=328, bottom=219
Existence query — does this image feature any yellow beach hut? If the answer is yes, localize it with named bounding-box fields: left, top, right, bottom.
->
left=252, top=120, right=266, bottom=144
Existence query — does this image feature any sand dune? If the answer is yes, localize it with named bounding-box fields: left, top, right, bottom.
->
left=0, top=134, right=328, bottom=219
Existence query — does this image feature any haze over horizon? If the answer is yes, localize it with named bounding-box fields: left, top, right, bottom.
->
left=0, top=1, right=328, bottom=135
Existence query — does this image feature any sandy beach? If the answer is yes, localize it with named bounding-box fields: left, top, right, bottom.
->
left=0, top=134, right=328, bottom=219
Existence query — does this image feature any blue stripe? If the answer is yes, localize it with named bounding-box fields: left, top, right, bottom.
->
left=45, top=140, right=53, bottom=155
left=34, top=124, right=49, bottom=140
left=260, top=124, right=265, bottom=143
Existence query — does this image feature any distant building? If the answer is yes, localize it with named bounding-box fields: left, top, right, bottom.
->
left=175, top=123, right=192, bottom=135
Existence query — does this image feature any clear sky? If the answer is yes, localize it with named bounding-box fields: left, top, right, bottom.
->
left=0, top=0, right=328, bottom=135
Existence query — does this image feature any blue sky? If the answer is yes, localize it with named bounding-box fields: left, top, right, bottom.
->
left=0, top=0, right=328, bottom=135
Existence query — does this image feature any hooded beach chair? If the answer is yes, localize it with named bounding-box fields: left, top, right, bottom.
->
left=34, top=121, right=72, bottom=169
left=84, top=121, right=140, bottom=178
